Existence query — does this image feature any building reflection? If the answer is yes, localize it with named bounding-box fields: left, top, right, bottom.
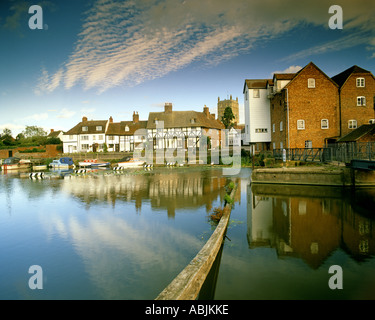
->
left=60, top=169, right=232, bottom=218
left=248, top=184, right=375, bottom=268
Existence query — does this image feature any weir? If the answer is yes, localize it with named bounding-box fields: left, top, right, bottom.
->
left=155, top=183, right=237, bottom=300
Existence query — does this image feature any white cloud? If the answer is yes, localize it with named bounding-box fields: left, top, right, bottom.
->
left=57, top=108, right=76, bottom=119
left=23, top=113, right=49, bottom=122
left=36, top=0, right=375, bottom=94
left=272, top=65, right=302, bottom=76
left=0, top=123, right=25, bottom=135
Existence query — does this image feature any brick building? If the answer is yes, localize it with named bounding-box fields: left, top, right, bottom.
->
left=217, top=95, right=239, bottom=125
left=331, top=65, right=375, bottom=137
left=270, top=62, right=340, bottom=149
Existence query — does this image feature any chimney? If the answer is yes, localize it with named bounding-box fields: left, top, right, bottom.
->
left=82, top=116, right=88, bottom=122
left=109, top=116, right=113, bottom=123
left=203, top=105, right=210, bottom=118
left=210, top=113, right=215, bottom=120
left=133, top=111, right=139, bottom=123
left=50, top=129, right=54, bottom=133
left=164, top=103, right=172, bottom=113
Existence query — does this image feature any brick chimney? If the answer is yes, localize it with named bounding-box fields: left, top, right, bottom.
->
left=50, top=129, right=54, bottom=133
left=82, top=116, right=88, bottom=122
left=109, top=116, right=113, bottom=123
left=164, top=103, right=172, bottom=113
left=133, top=111, right=139, bottom=123
left=203, top=105, right=210, bottom=118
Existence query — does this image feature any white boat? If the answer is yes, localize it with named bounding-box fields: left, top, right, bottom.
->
left=117, top=157, right=144, bottom=168
left=79, top=159, right=110, bottom=168
left=1, top=157, right=32, bottom=171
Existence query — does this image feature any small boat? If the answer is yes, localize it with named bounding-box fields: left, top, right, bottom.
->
left=78, top=159, right=110, bottom=168
left=1, top=157, right=32, bottom=171
left=49, top=157, right=75, bottom=169
left=117, top=156, right=144, bottom=168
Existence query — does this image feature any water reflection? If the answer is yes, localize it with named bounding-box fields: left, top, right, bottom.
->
left=249, top=184, right=375, bottom=269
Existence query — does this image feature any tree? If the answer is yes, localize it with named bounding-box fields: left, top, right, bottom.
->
left=2, top=128, right=12, bottom=137
left=22, top=125, right=47, bottom=138
left=221, top=106, right=235, bottom=129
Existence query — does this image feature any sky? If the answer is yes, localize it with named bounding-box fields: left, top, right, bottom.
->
left=1, top=0, right=375, bottom=136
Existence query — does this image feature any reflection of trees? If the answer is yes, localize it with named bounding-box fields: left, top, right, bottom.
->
left=248, top=184, right=375, bottom=269
left=61, top=169, right=229, bottom=218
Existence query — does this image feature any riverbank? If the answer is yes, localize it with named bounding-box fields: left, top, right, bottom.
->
left=251, top=165, right=375, bottom=187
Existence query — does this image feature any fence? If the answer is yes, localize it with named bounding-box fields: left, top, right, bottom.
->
left=273, top=142, right=375, bottom=163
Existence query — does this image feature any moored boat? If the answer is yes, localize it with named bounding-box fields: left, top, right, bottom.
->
left=117, top=156, right=145, bottom=168
left=1, top=157, right=32, bottom=171
left=49, top=157, right=75, bottom=169
left=78, top=159, right=110, bottom=168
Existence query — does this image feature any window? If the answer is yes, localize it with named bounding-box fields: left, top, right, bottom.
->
left=255, top=128, right=268, bottom=133
left=321, top=119, right=329, bottom=129
left=190, top=118, right=196, bottom=124
left=369, top=119, right=375, bottom=124
left=99, top=135, right=103, bottom=140
left=69, top=135, right=74, bottom=140
left=280, top=121, right=283, bottom=132
left=280, top=142, right=283, bottom=149
left=308, top=78, right=315, bottom=88
left=272, top=123, right=275, bottom=133
left=357, top=96, right=366, bottom=106
left=297, top=120, right=305, bottom=130
left=348, top=120, right=357, bottom=129
left=107, top=136, right=114, bottom=141
left=81, top=144, right=89, bottom=150
left=356, top=78, right=365, bottom=87
left=81, top=135, right=89, bottom=140
left=245, top=90, right=248, bottom=101
left=82, top=126, right=88, bottom=132
left=273, top=142, right=276, bottom=150
left=96, top=126, right=102, bottom=131
left=253, top=89, right=260, bottom=98
left=125, top=125, right=129, bottom=132
left=305, top=140, right=312, bottom=148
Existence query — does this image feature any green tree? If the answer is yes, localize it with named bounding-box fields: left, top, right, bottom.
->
left=221, top=107, right=235, bottom=129
left=22, top=125, right=47, bottom=138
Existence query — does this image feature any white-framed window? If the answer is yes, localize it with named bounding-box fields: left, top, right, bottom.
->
left=321, top=119, right=329, bottom=129
left=81, top=135, right=89, bottom=140
left=308, top=78, right=315, bottom=88
left=253, top=89, right=260, bottom=98
left=69, top=135, right=74, bottom=140
left=357, top=96, right=366, bottom=106
left=305, top=140, right=312, bottom=148
left=348, top=120, right=357, bottom=129
left=107, top=136, right=114, bottom=141
left=81, top=144, right=89, bottom=150
left=96, top=126, right=102, bottom=131
left=272, top=123, right=275, bottom=133
left=280, top=121, right=283, bottom=132
left=356, top=78, right=365, bottom=87
left=99, top=135, right=104, bottom=140
left=297, top=120, right=305, bottom=130
left=125, top=125, right=130, bottom=132
left=82, top=126, right=88, bottom=132
left=369, top=119, right=375, bottom=124
left=255, top=128, right=268, bottom=133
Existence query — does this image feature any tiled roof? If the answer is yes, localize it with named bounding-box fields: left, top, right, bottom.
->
left=331, top=65, right=372, bottom=87
left=106, top=121, right=148, bottom=135
left=337, top=124, right=375, bottom=142
left=47, top=130, right=64, bottom=138
left=65, top=120, right=108, bottom=135
left=273, top=73, right=296, bottom=80
left=147, top=110, right=225, bottom=130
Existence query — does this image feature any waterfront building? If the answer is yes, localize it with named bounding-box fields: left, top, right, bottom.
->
left=243, top=79, right=273, bottom=152
left=105, top=113, right=148, bottom=152
left=146, top=103, right=225, bottom=150
left=62, top=116, right=109, bottom=153
left=331, top=65, right=375, bottom=137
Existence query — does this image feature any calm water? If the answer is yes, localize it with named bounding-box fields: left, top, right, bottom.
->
left=0, top=167, right=374, bottom=300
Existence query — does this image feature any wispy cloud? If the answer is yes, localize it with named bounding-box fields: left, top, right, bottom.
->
left=23, top=112, right=49, bottom=122
left=57, top=108, right=76, bottom=119
left=272, top=65, right=302, bottom=76
left=36, top=0, right=375, bottom=94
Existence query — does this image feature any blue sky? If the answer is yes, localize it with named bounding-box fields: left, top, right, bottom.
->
left=1, top=0, right=375, bottom=136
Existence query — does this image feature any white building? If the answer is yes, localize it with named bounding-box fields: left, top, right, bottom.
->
left=243, top=79, right=273, bottom=153
left=62, top=117, right=109, bottom=153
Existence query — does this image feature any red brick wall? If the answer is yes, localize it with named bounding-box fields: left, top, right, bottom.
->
left=0, top=145, right=60, bottom=159
left=340, top=73, right=375, bottom=137
left=271, top=63, right=340, bottom=149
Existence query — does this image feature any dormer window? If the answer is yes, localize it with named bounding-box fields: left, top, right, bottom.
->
left=96, top=126, right=102, bottom=131
left=190, top=118, right=196, bottom=124
left=154, top=118, right=158, bottom=125
left=125, top=125, right=129, bottom=132
left=82, top=126, right=88, bottom=132
left=308, top=78, right=315, bottom=88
